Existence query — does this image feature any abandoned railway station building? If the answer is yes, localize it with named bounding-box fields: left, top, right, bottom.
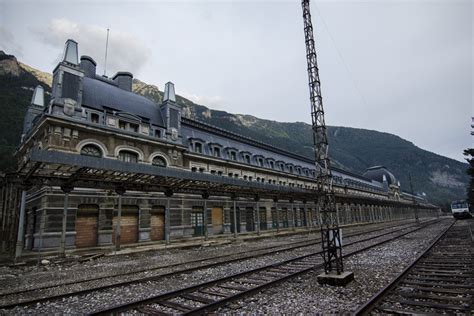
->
left=0, top=40, right=438, bottom=257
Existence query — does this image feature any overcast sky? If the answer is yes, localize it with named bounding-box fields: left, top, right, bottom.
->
left=1, top=0, right=472, bottom=162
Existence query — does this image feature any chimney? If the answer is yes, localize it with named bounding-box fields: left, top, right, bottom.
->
left=79, top=55, right=96, bottom=78
left=31, top=85, right=44, bottom=107
left=163, top=81, right=176, bottom=102
left=113, top=72, right=133, bottom=91
left=160, top=81, right=181, bottom=143
left=62, top=39, right=78, bottom=65
left=51, top=39, right=84, bottom=114
left=22, top=85, right=45, bottom=141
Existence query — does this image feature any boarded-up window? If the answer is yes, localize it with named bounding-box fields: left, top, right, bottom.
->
left=75, top=204, right=99, bottom=248
left=170, top=108, right=179, bottom=129
left=112, top=205, right=138, bottom=245
left=62, top=72, right=80, bottom=100
left=259, top=207, right=267, bottom=230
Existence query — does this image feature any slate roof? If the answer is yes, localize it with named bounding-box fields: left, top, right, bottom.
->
left=81, top=76, right=165, bottom=127
left=363, top=166, right=398, bottom=186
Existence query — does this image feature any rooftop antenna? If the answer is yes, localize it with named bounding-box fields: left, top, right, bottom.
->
left=103, top=28, right=110, bottom=76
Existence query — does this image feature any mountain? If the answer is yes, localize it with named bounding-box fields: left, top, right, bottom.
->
left=0, top=52, right=52, bottom=171
left=0, top=52, right=468, bottom=207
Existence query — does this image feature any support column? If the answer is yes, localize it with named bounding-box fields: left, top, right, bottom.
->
left=304, top=200, right=310, bottom=229
left=358, top=205, right=363, bottom=223
left=115, top=186, right=125, bottom=251
left=318, top=203, right=322, bottom=226
left=164, top=189, right=173, bottom=245
left=15, top=189, right=27, bottom=259
left=202, top=191, right=209, bottom=240
left=273, top=197, right=280, bottom=233
left=232, top=194, right=238, bottom=239
left=291, top=199, right=296, bottom=231
left=345, top=204, right=351, bottom=224
left=255, top=195, right=260, bottom=236
left=414, top=205, right=420, bottom=225
left=60, top=184, right=73, bottom=257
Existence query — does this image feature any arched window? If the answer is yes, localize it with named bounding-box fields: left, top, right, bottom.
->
left=118, top=150, right=138, bottom=163
left=152, top=156, right=167, bottom=167
left=80, top=144, right=102, bottom=157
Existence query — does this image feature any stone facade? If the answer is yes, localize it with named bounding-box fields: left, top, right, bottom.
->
left=11, top=40, right=437, bottom=253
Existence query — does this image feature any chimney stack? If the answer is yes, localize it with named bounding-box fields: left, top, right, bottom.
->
left=113, top=72, right=133, bottom=92
left=62, top=39, right=79, bottom=65
left=22, top=85, right=45, bottom=141
left=31, top=85, right=44, bottom=107
left=163, top=81, right=176, bottom=102
left=79, top=55, right=96, bottom=78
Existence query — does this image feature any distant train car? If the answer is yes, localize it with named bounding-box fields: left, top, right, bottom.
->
left=451, top=200, right=471, bottom=219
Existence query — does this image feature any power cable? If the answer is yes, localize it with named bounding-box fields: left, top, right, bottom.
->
left=313, top=3, right=370, bottom=110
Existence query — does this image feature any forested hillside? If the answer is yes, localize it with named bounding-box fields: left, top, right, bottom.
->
left=0, top=51, right=468, bottom=207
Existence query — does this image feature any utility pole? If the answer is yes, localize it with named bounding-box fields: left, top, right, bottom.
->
left=301, top=0, right=353, bottom=285
left=409, top=174, right=420, bottom=224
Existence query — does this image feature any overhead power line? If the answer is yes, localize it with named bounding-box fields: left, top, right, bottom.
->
left=313, top=3, right=370, bottom=110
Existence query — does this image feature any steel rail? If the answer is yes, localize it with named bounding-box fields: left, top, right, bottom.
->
left=0, top=219, right=427, bottom=308
left=354, top=219, right=466, bottom=315
left=89, top=219, right=447, bottom=315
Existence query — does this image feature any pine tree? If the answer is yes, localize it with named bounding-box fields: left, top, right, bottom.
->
left=463, top=148, right=474, bottom=206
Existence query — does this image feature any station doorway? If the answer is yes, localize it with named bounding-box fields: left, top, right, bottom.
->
left=191, top=207, right=204, bottom=237
left=246, top=207, right=255, bottom=232
left=212, top=207, right=224, bottom=234
left=75, top=204, right=99, bottom=248
left=230, top=207, right=241, bottom=233
left=150, top=206, right=165, bottom=241
left=112, top=205, right=139, bottom=245
left=259, top=207, right=267, bottom=230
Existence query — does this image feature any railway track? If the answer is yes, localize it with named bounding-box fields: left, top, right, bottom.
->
left=88, top=219, right=449, bottom=315
left=0, top=219, right=430, bottom=309
left=355, top=219, right=473, bottom=315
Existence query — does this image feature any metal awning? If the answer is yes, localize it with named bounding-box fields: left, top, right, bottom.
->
left=17, top=149, right=317, bottom=200
left=14, top=149, right=434, bottom=208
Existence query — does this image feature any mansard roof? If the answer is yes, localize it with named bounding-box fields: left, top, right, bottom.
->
left=363, top=166, right=398, bottom=186
left=82, top=76, right=166, bottom=127
left=181, top=117, right=380, bottom=185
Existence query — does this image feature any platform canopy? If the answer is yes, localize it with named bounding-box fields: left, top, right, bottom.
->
left=16, top=149, right=318, bottom=200
left=14, top=149, right=434, bottom=208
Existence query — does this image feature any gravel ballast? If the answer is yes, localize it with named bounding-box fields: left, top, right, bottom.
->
left=0, top=218, right=445, bottom=314
left=217, top=220, right=452, bottom=314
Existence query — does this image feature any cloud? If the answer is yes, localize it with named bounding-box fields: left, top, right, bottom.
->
left=0, top=26, right=23, bottom=56
left=180, top=91, right=226, bottom=109
left=31, top=18, right=151, bottom=76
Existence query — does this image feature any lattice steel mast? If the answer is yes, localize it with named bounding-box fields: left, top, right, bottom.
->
left=301, top=0, right=344, bottom=277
